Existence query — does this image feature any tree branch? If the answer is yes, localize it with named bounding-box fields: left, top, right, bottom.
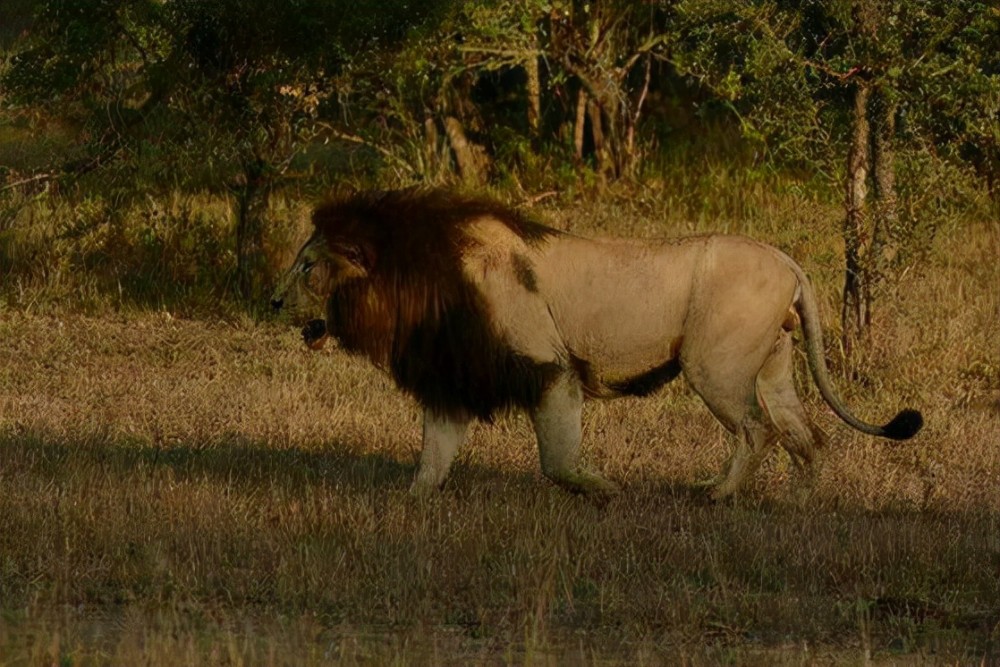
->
left=316, top=123, right=418, bottom=175
left=0, top=173, right=55, bottom=193
left=457, top=46, right=542, bottom=59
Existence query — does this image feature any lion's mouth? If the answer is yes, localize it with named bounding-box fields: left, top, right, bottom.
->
left=302, top=319, right=329, bottom=350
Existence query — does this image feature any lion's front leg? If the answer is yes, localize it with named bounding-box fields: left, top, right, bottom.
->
left=410, top=407, right=470, bottom=495
left=531, top=373, right=619, bottom=497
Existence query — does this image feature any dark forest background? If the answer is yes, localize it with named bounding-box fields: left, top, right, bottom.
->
left=1, top=0, right=997, bottom=335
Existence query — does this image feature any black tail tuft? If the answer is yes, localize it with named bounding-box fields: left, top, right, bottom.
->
left=882, top=409, right=923, bottom=440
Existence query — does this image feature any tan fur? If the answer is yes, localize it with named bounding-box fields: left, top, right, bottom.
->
left=271, top=190, right=922, bottom=499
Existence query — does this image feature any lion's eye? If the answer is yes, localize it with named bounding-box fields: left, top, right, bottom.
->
left=301, top=260, right=315, bottom=274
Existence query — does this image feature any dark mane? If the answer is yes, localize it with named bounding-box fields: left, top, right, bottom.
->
left=315, top=188, right=561, bottom=420
left=312, top=188, right=555, bottom=250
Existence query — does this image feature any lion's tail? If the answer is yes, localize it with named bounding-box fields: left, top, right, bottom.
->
left=785, top=256, right=923, bottom=441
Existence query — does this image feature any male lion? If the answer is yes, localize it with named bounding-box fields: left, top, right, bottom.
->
left=271, top=189, right=922, bottom=499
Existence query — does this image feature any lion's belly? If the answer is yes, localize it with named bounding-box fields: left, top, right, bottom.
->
left=537, top=235, right=703, bottom=397
left=564, top=312, right=687, bottom=398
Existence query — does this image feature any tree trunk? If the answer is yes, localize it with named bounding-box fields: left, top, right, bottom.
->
left=842, top=80, right=902, bottom=355
left=587, top=98, right=605, bottom=165
left=443, top=116, right=487, bottom=185
left=525, top=51, right=541, bottom=141
left=574, top=89, right=588, bottom=163
left=233, top=157, right=271, bottom=303
left=625, top=54, right=652, bottom=178
left=870, top=87, right=899, bottom=268
left=599, top=97, right=623, bottom=180
left=842, top=81, right=872, bottom=355
left=572, top=66, right=624, bottom=181
left=423, top=116, right=441, bottom=179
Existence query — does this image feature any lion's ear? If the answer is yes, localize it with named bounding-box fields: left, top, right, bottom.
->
left=332, top=241, right=374, bottom=276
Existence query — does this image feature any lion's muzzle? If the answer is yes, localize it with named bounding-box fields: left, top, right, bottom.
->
left=302, top=319, right=329, bottom=350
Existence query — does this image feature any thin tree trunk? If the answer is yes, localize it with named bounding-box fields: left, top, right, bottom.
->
left=444, top=116, right=486, bottom=185
left=597, top=98, right=620, bottom=181
left=233, top=157, right=271, bottom=303
left=525, top=51, right=541, bottom=140
left=842, top=81, right=871, bottom=355
left=423, top=116, right=441, bottom=179
left=587, top=98, right=604, bottom=160
left=574, top=89, right=588, bottom=163
left=871, top=87, right=899, bottom=268
left=842, top=81, right=901, bottom=355
left=587, top=97, right=614, bottom=190
left=625, top=54, right=652, bottom=177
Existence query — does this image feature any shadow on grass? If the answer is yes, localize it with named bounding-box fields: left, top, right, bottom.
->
left=0, top=424, right=548, bottom=497
left=0, top=425, right=408, bottom=491
left=1, top=424, right=979, bottom=514
left=2, top=426, right=998, bottom=660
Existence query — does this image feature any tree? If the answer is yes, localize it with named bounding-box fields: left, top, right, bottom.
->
left=670, top=0, right=999, bottom=350
left=163, top=0, right=342, bottom=300
left=3, top=0, right=326, bottom=299
left=822, top=0, right=998, bottom=350
left=894, top=1, right=1000, bottom=197
left=549, top=1, right=667, bottom=181
left=2, top=0, right=403, bottom=301
left=2, top=1, right=177, bottom=177
left=390, top=0, right=671, bottom=187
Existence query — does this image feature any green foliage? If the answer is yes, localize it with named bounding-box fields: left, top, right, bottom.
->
left=3, top=0, right=171, bottom=119
left=1, top=0, right=996, bottom=309
left=895, top=1, right=1000, bottom=181
left=2, top=190, right=230, bottom=312
left=670, top=0, right=1000, bottom=181
left=4, top=0, right=995, bottom=192
left=1, top=0, right=440, bottom=188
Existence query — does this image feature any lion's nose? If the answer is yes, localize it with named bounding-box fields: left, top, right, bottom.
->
left=270, top=298, right=283, bottom=312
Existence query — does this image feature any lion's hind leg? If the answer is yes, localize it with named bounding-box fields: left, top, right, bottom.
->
left=709, top=419, right=777, bottom=500
left=531, top=373, right=620, bottom=497
left=682, top=348, right=776, bottom=500
left=754, top=331, right=826, bottom=499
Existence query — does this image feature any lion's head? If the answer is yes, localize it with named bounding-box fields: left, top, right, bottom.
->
left=270, top=227, right=371, bottom=349
left=271, top=231, right=359, bottom=319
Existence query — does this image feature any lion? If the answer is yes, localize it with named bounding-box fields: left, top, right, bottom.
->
left=271, top=188, right=922, bottom=499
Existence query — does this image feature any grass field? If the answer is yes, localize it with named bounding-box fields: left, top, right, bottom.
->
left=0, top=194, right=998, bottom=665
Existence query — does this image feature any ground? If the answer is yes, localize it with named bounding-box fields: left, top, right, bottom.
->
left=0, top=301, right=996, bottom=665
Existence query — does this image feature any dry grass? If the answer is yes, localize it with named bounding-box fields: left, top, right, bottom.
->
left=0, top=195, right=998, bottom=665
